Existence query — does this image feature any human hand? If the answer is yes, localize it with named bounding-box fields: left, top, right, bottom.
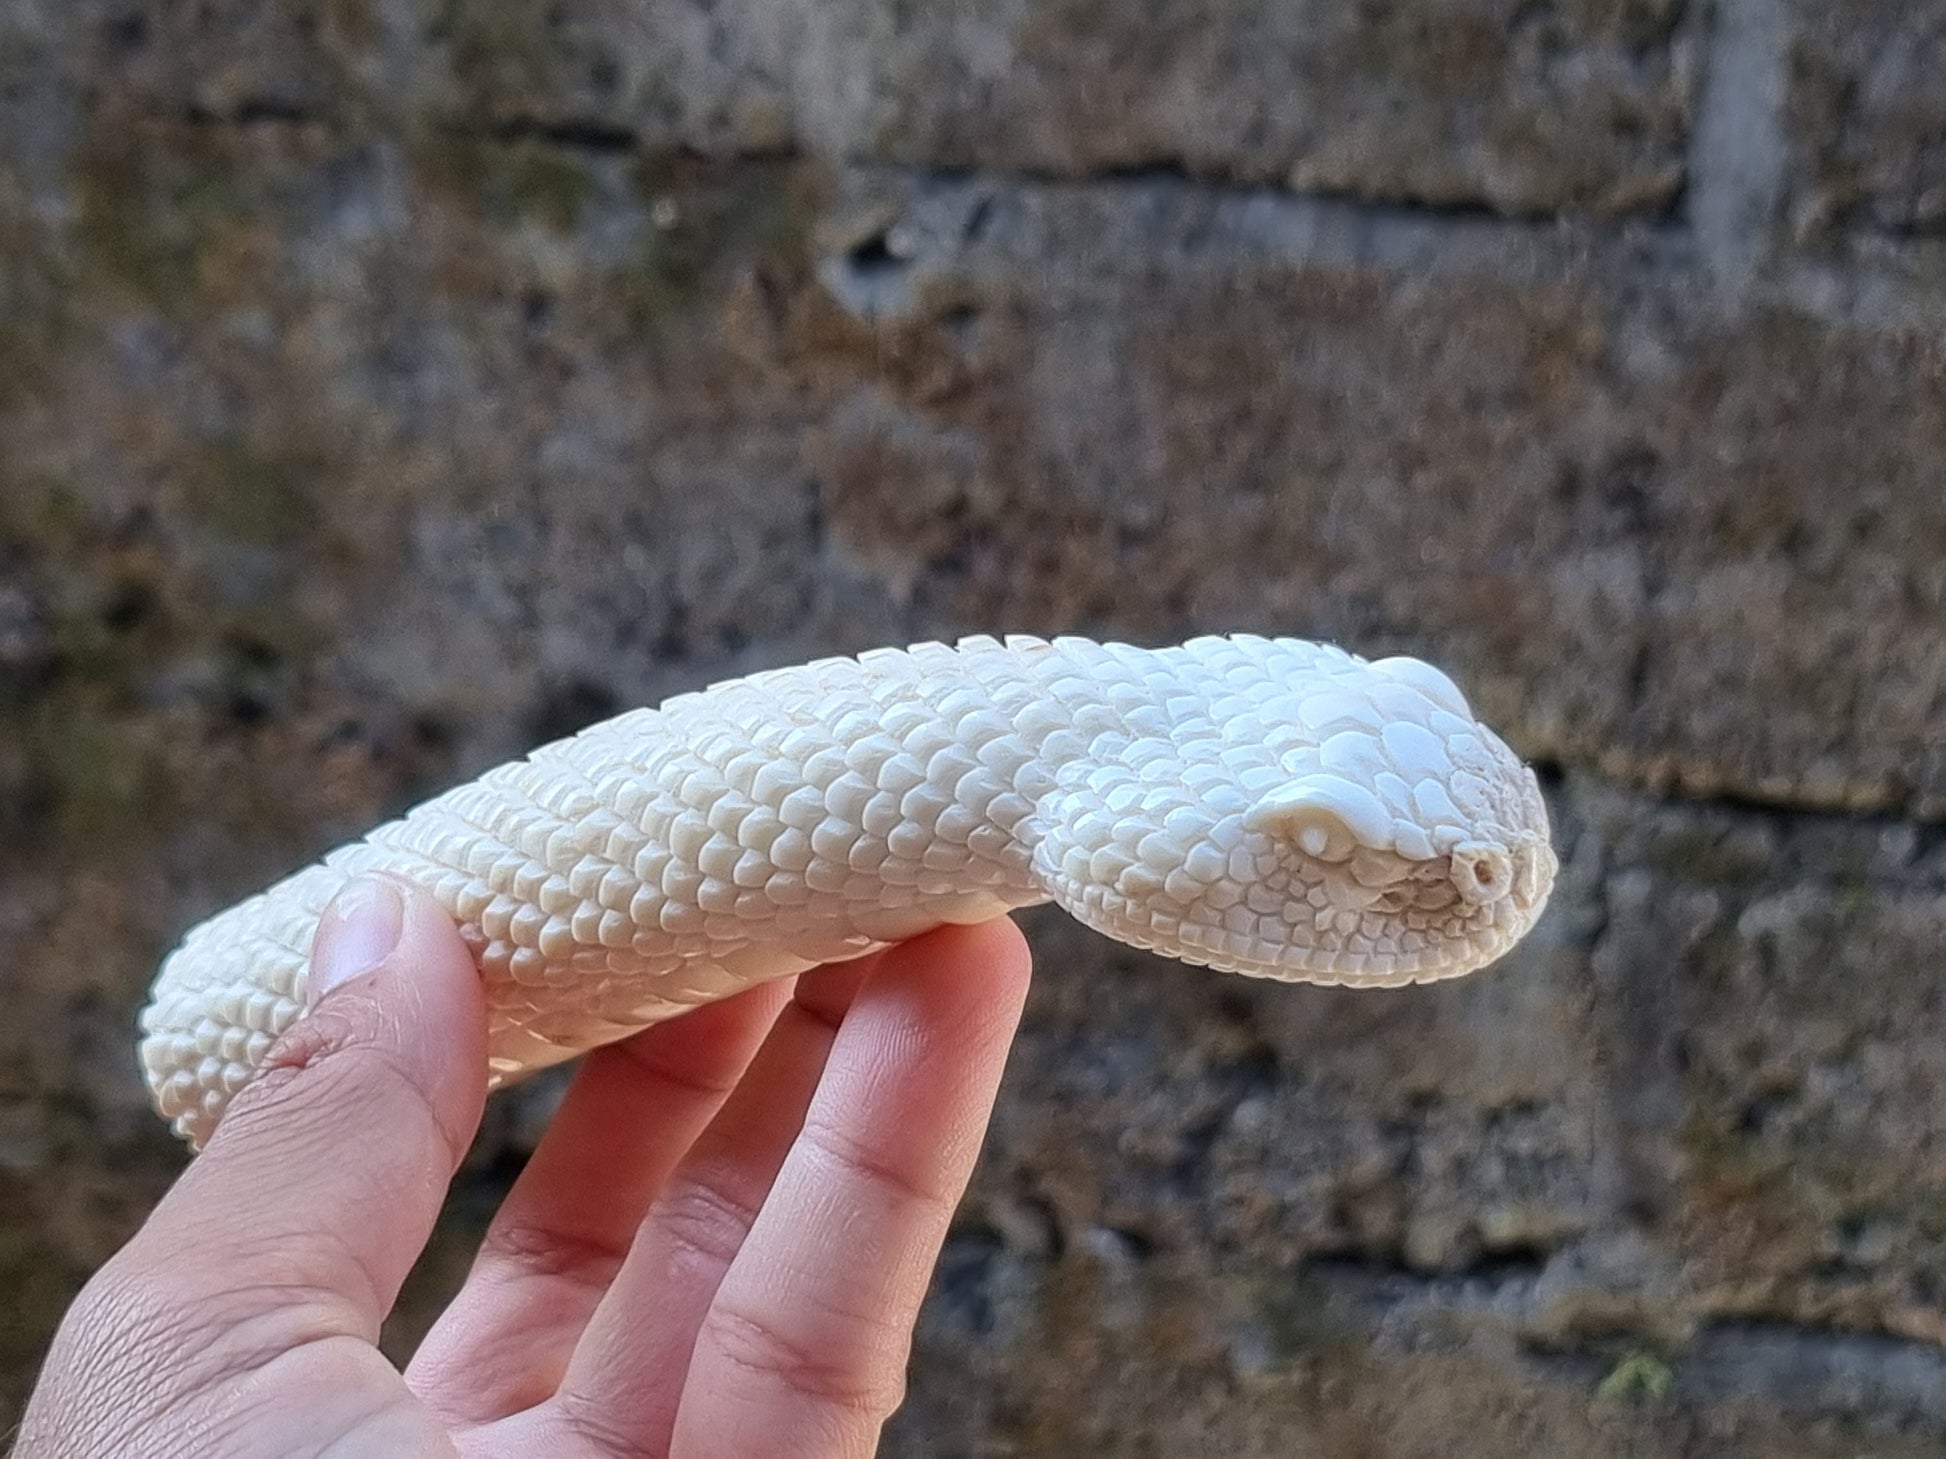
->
left=17, top=876, right=1032, bottom=1458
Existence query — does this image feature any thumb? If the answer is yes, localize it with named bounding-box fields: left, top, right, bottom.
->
left=134, top=873, right=489, bottom=1341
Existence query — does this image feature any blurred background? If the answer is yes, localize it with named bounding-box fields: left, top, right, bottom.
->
left=3, top=1, right=1945, bottom=1453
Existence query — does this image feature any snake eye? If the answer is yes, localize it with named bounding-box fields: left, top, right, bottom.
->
left=1244, top=776, right=1394, bottom=862
left=1450, top=845, right=1513, bottom=905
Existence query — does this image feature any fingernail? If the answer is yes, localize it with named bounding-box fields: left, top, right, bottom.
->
left=310, top=875, right=405, bottom=1005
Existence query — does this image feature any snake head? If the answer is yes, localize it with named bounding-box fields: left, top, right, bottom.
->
left=1034, top=646, right=1557, bottom=987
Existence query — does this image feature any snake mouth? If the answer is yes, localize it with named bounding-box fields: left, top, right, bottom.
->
left=1162, top=919, right=1524, bottom=988
left=1066, top=896, right=1492, bottom=987
left=1064, top=838, right=1557, bottom=990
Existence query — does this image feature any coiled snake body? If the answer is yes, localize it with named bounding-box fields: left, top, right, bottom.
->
left=141, top=635, right=1557, bottom=1148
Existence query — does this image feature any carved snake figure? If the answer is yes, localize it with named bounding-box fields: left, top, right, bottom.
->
left=141, top=635, right=1558, bottom=1148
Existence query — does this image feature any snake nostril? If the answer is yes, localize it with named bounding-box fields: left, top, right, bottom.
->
left=1451, top=845, right=1513, bottom=906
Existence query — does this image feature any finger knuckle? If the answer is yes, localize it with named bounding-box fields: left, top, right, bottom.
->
left=220, top=1011, right=464, bottom=1167
left=647, top=1169, right=764, bottom=1275
left=701, top=1303, right=905, bottom=1422
left=607, top=1035, right=743, bottom=1102
left=479, top=1219, right=629, bottom=1298
left=554, top=1390, right=667, bottom=1459
left=798, top=1115, right=950, bottom=1217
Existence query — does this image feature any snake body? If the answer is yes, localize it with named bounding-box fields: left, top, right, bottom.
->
left=140, top=634, right=1557, bottom=1148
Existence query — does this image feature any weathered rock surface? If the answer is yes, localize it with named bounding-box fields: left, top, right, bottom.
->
left=1787, top=0, right=1946, bottom=237
left=880, top=780, right=1946, bottom=1453
left=3, top=1, right=1945, bottom=1452
left=7, top=0, right=1695, bottom=215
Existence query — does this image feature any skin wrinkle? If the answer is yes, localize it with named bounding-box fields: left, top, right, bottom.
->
left=792, top=1116, right=957, bottom=1233
left=692, top=1301, right=906, bottom=1425
left=236, top=1341, right=451, bottom=1459
left=741, top=1164, right=946, bottom=1348
left=40, top=1275, right=350, bottom=1459
left=418, top=1333, right=563, bottom=1429
left=86, top=1264, right=352, bottom=1387
left=242, top=1002, right=473, bottom=1173
left=604, top=1029, right=757, bottom=1102
left=550, top=1393, right=665, bottom=1459
left=796, top=1048, right=988, bottom=1209
left=197, top=1083, right=447, bottom=1331
left=25, top=1278, right=195, bottom=1453
left=465, top=1223, right=632, bottom=1303
left=639, top=1165, right=775, bottom=1278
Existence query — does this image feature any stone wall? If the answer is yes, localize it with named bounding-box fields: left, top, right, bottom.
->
left=3, top=2, right=1944, bottom=1452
